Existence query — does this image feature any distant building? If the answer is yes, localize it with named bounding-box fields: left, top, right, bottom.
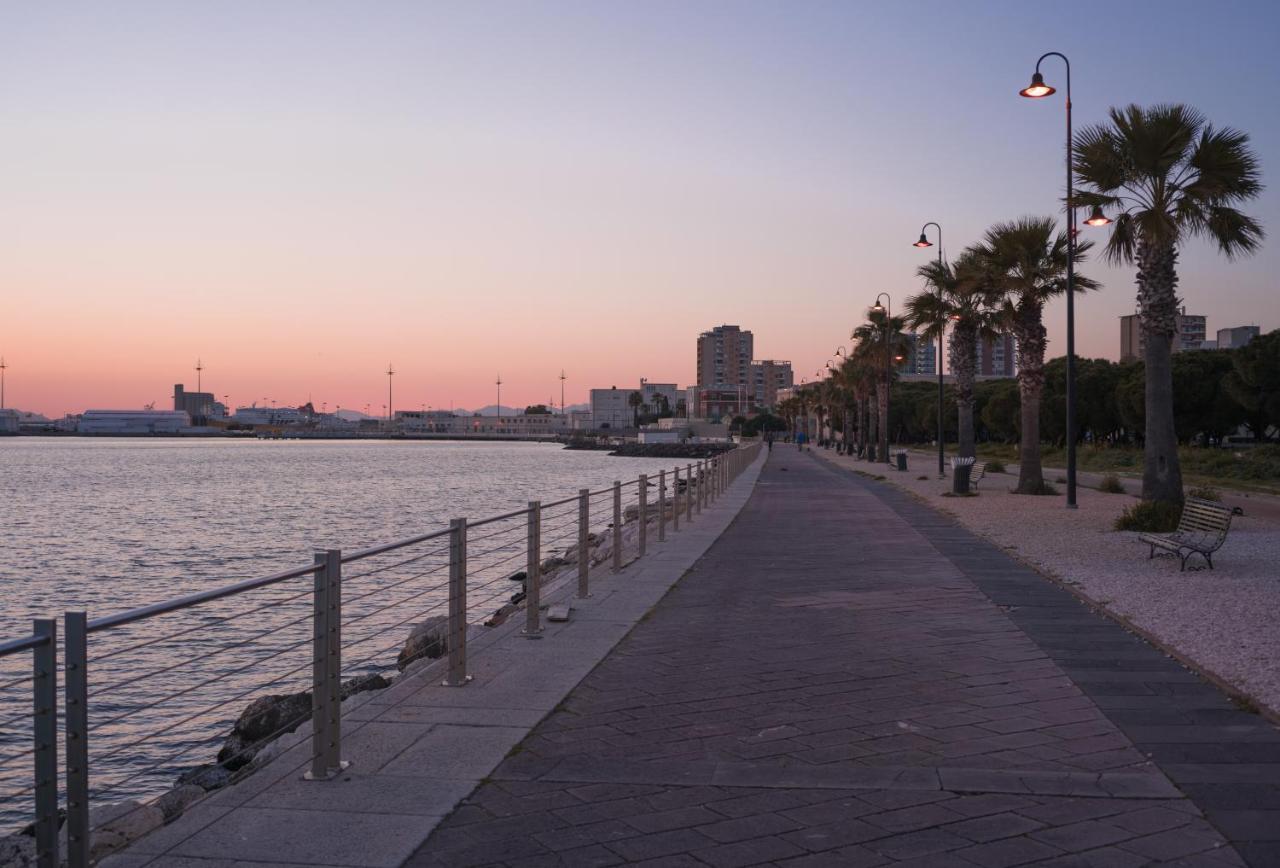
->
left=0, top=409, right=17, bottom=434
left=173, top=384, right=221, bottom=422
left=1216, top=325, right=1261, bottom=349
left=749, top=360, right=793, bottom=409
left=696, top=325, right=754, bottom=390
left=1120, top=308, right=1207, bottom=361
left=79, top=410, right=191, bottom=434
left=590, top=387, right=634, bottom=429
left=686, top=385, right=748, bottom=422
left=395, top=409, right=569, bottom=437
left=976, top=333, right=1016, bottom=377
left=900, top=335, right=937, bottom=376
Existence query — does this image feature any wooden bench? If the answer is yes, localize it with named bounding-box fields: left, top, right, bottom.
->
left=1138, top=497, right=1234, bottom=571
left=969, top=462, right=988, bottom=491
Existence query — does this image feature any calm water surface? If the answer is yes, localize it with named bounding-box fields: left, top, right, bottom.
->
left=0, top=438, right=689, bottom=827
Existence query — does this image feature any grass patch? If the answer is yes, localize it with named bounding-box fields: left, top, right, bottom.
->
left=941, top=491, right=979, bottom=498
left=1115, top=499, right=1182, bottom=532
left=1098, top=473, right=1126, bottom=494
left=1015, top=480, right=1059, bottom=496
left=1187, top=486, right=1222, bottom=502
left=917, top=475, right=929, bottom=480
left=1054, top=476, right=1067, bottom=484
left=985, top=460, right=1006, bottom=473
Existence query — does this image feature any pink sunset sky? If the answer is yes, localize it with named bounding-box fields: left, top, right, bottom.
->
left=4, top=2, right=1278, bottom=418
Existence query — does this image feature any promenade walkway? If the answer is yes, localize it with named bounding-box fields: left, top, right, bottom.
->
left=408, top=449, right=1277, bottom=867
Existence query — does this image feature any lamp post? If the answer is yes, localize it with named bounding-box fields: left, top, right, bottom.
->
left=871, top=293, right=893, bottom=465
left=913, top=222, right=946, bottom=478
left=1020, top=52, right=1082, bottom=508
left=495, top=375, right=502, bottom=427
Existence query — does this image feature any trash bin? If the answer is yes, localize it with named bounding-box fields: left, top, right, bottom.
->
left=895, top=451, right=907, bottom=472
left=866, top=444, right=876, bottom=462
left=952, top=457, right=975, bottom=494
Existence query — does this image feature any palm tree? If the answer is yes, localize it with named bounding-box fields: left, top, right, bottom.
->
left=852, top=309, right=910, bottom=463
left=627, top=391, right=642, bottom=428
left=1074, top=104, right=1264, bottom=504
left=980, top=217, right=1097, bottom=494
left=905, top=251, right=1004, bottom=460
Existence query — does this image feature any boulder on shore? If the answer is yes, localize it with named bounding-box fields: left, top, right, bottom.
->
left=397, top=615, right=449, bottom=670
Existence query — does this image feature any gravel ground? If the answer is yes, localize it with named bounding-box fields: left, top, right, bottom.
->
left=816, top=449, right=1280, bottom=717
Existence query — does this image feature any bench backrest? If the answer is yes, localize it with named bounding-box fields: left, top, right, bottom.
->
left=972, top=462, right=987, bottom=478
left=1177, top=497, right=1233, bottom=548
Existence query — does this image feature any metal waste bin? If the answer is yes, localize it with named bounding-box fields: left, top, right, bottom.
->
left=953, top=462, right=974, bottom=494
left=895, top=451, right=907, bottom=471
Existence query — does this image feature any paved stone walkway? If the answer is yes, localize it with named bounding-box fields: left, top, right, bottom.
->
left=406, top=449, right=1279, bottom=867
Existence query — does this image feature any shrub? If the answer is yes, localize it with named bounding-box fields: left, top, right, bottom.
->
left=1115, top=500, right=1183, bottom=532
left=1098, top=474, right=1126, bottom=494
left=1187, top=486, right=1222, bottom=502
left=986, top=460, right=1006, bottom=473
left=1054, top=476, right=1067, bottom=484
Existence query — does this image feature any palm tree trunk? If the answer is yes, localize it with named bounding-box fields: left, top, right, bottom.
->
left=1137, top=240, right=1185, bottom=503
left=1013, top=304, right=1047, bottom=494
left=876, top=380, right=888, bottom=461
left=954, top=324, right=978, bottom=459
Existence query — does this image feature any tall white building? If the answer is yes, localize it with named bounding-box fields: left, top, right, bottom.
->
left=590, top=387, right=635, bottom=428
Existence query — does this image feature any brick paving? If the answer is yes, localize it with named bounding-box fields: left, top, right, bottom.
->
left=406, top=450, right=1279, bottom=867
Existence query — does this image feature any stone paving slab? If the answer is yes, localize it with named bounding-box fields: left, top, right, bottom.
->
left=404, top=449, right=1273, bottom=866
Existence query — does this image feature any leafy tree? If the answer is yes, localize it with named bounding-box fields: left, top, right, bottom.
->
left=979, top=379, right=1020, bottom=444
left=523, top=404, right=551, bottom=415
left=852, top=308, right=911, bottom=461
left=1075, top=104, right=1264, bottom=502
left=627, top=390, right=642, bottom=427
left=1224, top=329, right=1280, bottom=440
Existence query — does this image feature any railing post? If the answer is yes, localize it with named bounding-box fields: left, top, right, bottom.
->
left=324, top=548, right=343, bottom=774
left=612, top=481, right=622, bottom=573
left=524, top=502, right=543, bottom=636
left=696, top=460, right=704, bottom=515
left=672, top=467, right=680, bottom=532
left=444, top=519, right=471, bottom=685
left=658, top=470, right=667, bottom=542
left=577, top=489, right=590, bottom=598
left=685, top=463, right=693, bottom=523
left=33, top=619, right=58, bottom=868
left=638, top=474, right=647, bottom=557
left=307, top=553, right=331, bottom=780
left=64, top=611, right=88, bottom=868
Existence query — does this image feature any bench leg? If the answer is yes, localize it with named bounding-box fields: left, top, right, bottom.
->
left=1148, top=544, right=1155, bottom=560
left=1179, top=551, right=1189, bottom=571
left=1205, top=552, right=1213, bottom=570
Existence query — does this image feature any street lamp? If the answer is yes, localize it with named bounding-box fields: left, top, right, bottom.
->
left=872, top=293, right=893, bottom=465
left=913, top=221, right=946, bottom=478
left=1020, top=52, right=1108, bottom=508
left=495, top=375, right=502, bottom=427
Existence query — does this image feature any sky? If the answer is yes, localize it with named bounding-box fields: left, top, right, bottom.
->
left=3, top=1, right=1278, bottom=417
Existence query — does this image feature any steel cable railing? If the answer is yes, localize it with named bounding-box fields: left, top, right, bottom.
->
left=0, top=442, right=761, bottom=867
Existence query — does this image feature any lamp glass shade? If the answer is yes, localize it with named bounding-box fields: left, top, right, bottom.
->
left=871, top=301, right=884, bottom=312
left=1019, top=72, right=1055, bottom=98
left=1084, top=205, right=1112, bottom=227
left=913, top=233, right=932, bottom=248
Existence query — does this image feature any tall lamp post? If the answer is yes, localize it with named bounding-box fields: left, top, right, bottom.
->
left=913, top=222, right=946, bottom=478
left=495, top=375, right=502, bottom=426
left=871, top=293, right=893, bottom=465
left=1020, top=53, right=1084, bottom=507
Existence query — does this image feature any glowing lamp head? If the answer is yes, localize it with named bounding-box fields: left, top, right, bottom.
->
left=893, top=354, right=906, bottom=362
left=949, top=313, right=963, bottom=321
left=871, top=299, right=884, bottom=312
left=1019, top=71, right=1055, bottom=98
left=1084, top=205, right=1113, bottom=227
left=913, top=233, right=932, bottom=248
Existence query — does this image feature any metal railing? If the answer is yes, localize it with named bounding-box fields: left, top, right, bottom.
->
left=0, top=442, right=762, bottom=866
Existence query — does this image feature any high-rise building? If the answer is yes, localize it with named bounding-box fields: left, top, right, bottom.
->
left=696, top=325, right=754, bottom=389
left=899, top=334, right=937, bottom=375
left=1120, top=308, right=1207, bottom=361
left=1216, top=325, right=1261, bottom=349
left=944, top=332, right=1016, bottom=377
left=748, top=360, right=793, bottom=408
